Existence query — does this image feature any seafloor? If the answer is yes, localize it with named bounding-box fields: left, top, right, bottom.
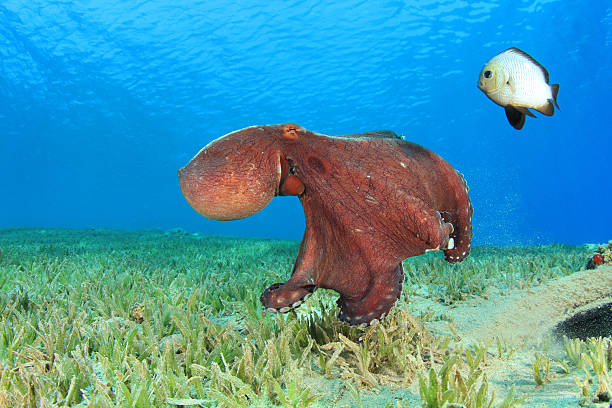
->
left=0, top=228, right=610, bottom=408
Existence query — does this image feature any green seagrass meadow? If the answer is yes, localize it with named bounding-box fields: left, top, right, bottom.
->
left=0, top=228, right=609, bottom=407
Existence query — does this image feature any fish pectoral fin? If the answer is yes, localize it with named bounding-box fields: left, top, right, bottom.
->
left=506, top=77, right=515, bottom=93
left=505, top=105, right=526, bottom=130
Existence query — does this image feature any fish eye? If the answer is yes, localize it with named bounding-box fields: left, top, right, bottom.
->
left=484, top=70, right=492, bottom=79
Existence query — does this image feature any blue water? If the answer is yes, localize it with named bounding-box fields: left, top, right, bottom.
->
left=1, top=1, right=610, bottom=246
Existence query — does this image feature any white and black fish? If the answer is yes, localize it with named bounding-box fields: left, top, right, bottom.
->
left=478, top=47, right=559, bottom=130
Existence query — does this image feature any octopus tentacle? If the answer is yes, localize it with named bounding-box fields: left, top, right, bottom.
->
left=399, top=196, right=455, bottom=255
left=260, top=221, right=319, bottom=313
left=442, top=172, right=473, bottom=263
left=260, top=282, right=316, bottom=313
left=337, top=263, right=404, bottom=327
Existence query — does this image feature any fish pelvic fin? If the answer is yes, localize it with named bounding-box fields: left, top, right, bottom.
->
left=505, top=105, right=526, bottom=130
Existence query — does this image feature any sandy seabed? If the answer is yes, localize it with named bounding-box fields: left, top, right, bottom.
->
left=425, top=265, right=612, bottom=407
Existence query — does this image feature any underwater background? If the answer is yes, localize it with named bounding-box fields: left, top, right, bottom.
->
left=1, top=3, right=612, bottom=407
left=1, top=0, right=611, bottom=246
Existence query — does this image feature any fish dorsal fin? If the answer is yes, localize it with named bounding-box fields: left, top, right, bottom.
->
left=341, top=130, right=402, bottom=140
left=506, top=47, right=550, bottom=83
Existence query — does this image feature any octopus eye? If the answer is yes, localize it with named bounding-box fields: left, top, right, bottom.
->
left=484, top=70, right=492, bottom=79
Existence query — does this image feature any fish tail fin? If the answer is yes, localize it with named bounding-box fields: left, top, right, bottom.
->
left=550, top=84, right=560, bottom=110
left=505, top=106, right=526, bottom=130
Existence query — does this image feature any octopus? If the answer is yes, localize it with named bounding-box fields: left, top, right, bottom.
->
left=178, top=124, right=473, bottom=327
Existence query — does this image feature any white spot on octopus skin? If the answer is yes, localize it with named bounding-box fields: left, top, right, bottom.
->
left=359, top=323, right=368, bottom=329
left=448, top=237, right=455, bottom=249
left=267, top=308, right=278, bottom=313
left=369, top=318, right=379, bottom=326
left=292, top=300, right=302, bottom=308
left=400, top=162, right=406, bottom=168
left=364, top=194, right=378, bottom=204
left=279, top=306, right=291, bottom=313
left=380, top=313, right=386, bottom=319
